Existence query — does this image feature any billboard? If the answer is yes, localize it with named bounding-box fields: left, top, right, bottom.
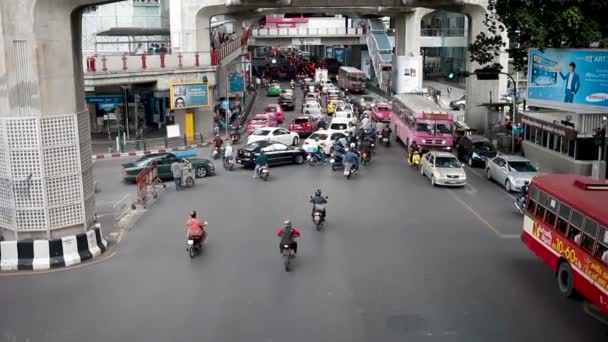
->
left=170, top=82, right=209, bottom=110
left=527, top=49, right=608, bottom=112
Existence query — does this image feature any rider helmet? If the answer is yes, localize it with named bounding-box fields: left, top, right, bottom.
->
left=283, top=220, right=292, bottom=228
left=190, top=210, right=197, bottom=218
left=350, top=142, right=356, bottom=149
left=315, top=189, right=322, bottom=196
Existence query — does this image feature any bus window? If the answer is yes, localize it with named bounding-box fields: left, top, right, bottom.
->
left=598, top=226, right=608, bottom=264
left=527, top=199, right=537, bottom=212
left=535, top=204, right=546, bottom=220
left=556, top=202, right=571, bottom=233
left=567, top=210, right=584, bottom=243
left=530, top=185, right=540, bottom=201
left=584, top=219, right=598, bottom=239
left=581, top=234, right=595, bottom=253
left=570, top=210, right=584, bottom=229
left=539, top=190, right=548, bottom=207
left=545, top=210, right=557, bottom=227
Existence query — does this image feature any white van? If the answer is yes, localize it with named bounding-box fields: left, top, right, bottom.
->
left=334, top=110, right=357, bottom=125
left=329, top=118, right=354, bottom=135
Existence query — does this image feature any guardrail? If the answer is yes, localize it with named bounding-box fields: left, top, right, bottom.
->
left=252, top=27, right=364, bottom=37
left=84, top=52, right=212, bottom=74
left=421, top=28, right=466, bottom=37
left=113, top=194, right=132, bottom=223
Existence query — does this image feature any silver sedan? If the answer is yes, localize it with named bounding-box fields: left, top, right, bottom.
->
left=486, top=155, right=539, bottom=192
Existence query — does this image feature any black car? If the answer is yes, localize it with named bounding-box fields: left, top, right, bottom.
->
left=278, top=94, right=295, bottom=111
left=236, top=140, right=307, bottom=168
left=455, top=134, right=498, bottom=167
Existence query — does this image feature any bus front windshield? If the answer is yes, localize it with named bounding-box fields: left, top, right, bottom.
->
left=415, top=120, right=453, bottom=135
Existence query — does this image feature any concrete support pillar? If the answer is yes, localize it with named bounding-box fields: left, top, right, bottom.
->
left=392, top=9, right=432, bottom=94
left=0, top=1, right=95, bottom=240
left=464, top=5, right=509, bottom=132
left=171, top=0, right=212, bottom=66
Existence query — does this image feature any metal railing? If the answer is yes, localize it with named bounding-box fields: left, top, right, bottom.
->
left=84, top=52, right=211, bottom=74
left=123, top=133, right=206, bottom=153
left=420, top=28, right=466, bottom=37
left=252, top=27, right=364, bottom=37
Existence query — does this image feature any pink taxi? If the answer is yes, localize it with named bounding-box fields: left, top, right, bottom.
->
left=246, top=114, right=278, bottom=135
left=371, top=102, right=393, bottom=123
left=264, top=104, right=285, bottom=123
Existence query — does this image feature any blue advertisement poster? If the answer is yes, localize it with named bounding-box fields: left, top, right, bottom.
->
left=229, top=74, right=244, bottom=93
left=527, top=49, right=608, bottom=111
left=325, top=47, right=333, bottom=58
left=334, top=48, right=344, bottom=63
left=170, top=82, right=209, bottom=110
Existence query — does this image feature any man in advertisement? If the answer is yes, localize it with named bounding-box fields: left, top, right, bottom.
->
left=559, top=62, right=580, bottom=103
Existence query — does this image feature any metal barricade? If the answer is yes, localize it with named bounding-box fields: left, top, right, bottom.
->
left=133, top=162, right=165, bottom=209
left=113, top=194, right=132, bottom=222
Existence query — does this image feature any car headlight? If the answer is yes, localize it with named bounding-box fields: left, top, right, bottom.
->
left=472, top=152, right=480, bottom=159
left=433, top=172, right=442, bottom=179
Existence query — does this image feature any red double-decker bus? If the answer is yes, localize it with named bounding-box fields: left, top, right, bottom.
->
left=521, top=174, right=608, bottom=315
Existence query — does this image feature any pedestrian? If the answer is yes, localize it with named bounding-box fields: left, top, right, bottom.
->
left=171, top=160, right=183, bottom=191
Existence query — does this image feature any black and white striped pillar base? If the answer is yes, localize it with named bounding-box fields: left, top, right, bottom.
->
left=0, top=224, right=107, bottom=271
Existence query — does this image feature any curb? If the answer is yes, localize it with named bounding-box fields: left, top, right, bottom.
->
left=0, top=225, right=107, bottom=271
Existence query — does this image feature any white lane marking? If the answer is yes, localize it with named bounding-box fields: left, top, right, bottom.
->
left=447, top=189, right=519, bottom=239
left=464, top=165, right=517, bottom=201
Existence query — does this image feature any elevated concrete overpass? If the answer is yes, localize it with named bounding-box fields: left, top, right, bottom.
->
left=0, top=0, right=503, bottom=241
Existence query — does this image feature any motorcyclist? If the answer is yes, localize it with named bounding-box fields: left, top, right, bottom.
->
left=309, top=189, right=328, bottom=221
left=223, top=141, right=234, bottom=163
left=312, top=138, right=326, bottom=163
left=331, top=140, right=344, bottom=156
left=213, top=134, right=223, bottom=150
left=277, top=220, right=301, bottom=255
left=361, top=115, right=371, bottom=130
left=290, top=79, right=296, bottom=88
left=381, top=125, right=392, bottom=140
left=517, top=184, right=529, bottom=210
left=186, top=210, right=206, bottom=247
left=409, top=140, right=421, bottom=164
left=229, top=123, right=240, bottom=141
left=358, top=138, right=372, bottom=161
left=317, top=116, right=328, bottom=130
left=344, top=146, right=360, bottom=172
left=254, top=150, right=268, bottom=178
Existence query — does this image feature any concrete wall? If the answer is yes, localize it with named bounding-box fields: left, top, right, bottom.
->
left=522, top=141, right=603, bottom=176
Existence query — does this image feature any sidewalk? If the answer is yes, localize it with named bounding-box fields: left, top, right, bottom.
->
left=91, top=89, right=258, bottom=160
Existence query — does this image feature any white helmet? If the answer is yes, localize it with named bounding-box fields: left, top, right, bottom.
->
left=350, top=142, right=356, bottom=149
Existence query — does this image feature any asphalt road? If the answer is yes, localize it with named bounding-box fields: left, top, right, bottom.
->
left=0, top=86, right=606, bottom=342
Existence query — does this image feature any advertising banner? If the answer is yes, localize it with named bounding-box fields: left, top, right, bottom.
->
left=527, top=49, right=608, bottom=112
left=325, top=47, right=333, bottom=58
left=170, top=82, right=209, bottom=110
left=334, top=48, right=345, bottom=63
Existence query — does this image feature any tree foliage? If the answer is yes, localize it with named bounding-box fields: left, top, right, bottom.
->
left=469, top=0, right=608, bottom=72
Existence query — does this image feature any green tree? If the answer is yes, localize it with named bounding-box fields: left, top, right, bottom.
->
left=469, top=0, right=608, bottom=72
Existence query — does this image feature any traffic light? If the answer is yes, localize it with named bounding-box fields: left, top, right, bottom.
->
left=473, top=69, right=499, bottom=80
left=447, top=71, right=471, bottom=79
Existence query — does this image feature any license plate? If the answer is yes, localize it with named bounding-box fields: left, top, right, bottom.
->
left=383, top=138, right=389, bottom=142
left=187, top=240, right=194, bottom=245
left=447, top=181, right=457, bottom=184
left=237, top=160, right=242, bottom=164
left=330, top=159, right=335, bottom=163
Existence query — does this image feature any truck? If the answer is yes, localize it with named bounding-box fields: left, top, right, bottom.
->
left=314, top=68, right=328, bottom=84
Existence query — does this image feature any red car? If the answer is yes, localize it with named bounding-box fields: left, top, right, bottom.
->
left=371, top=102, right=393, bottom=123
left=264, top=104, right=285, bottom=123
left=288, top=116, right=317, bottom=137
left=246, top=114, right=278, bottom=135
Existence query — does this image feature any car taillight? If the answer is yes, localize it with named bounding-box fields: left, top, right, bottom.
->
left=304, top=123, right=310, bottom=128
left=320, top=142, right=326, bottom=147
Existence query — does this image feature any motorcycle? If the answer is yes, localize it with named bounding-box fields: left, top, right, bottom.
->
left=257, top=165, right=269, bottom=181
left=329, top=153, right=344, bottom=171
left=381, top=132, right=391, bottom=147
left=230, top=130, right=240, bottom=143
left=223, top=157, right=235, bottom=171
left=186, top=225, right=208, bottom=258
left=307, top=152, right=324, bottom=166
left=312, top=203, right=326, bottom=231
left=211, top=146, right=222, bottom=160
left=408, top=151, right=421, bottom=169
left=282, top=244, right=295, bottom=272
left=290, top=82, right=295, bottom=90
left=344, top=162, right=356, bottom=179
left=361, top=151, right=371, bottom=166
